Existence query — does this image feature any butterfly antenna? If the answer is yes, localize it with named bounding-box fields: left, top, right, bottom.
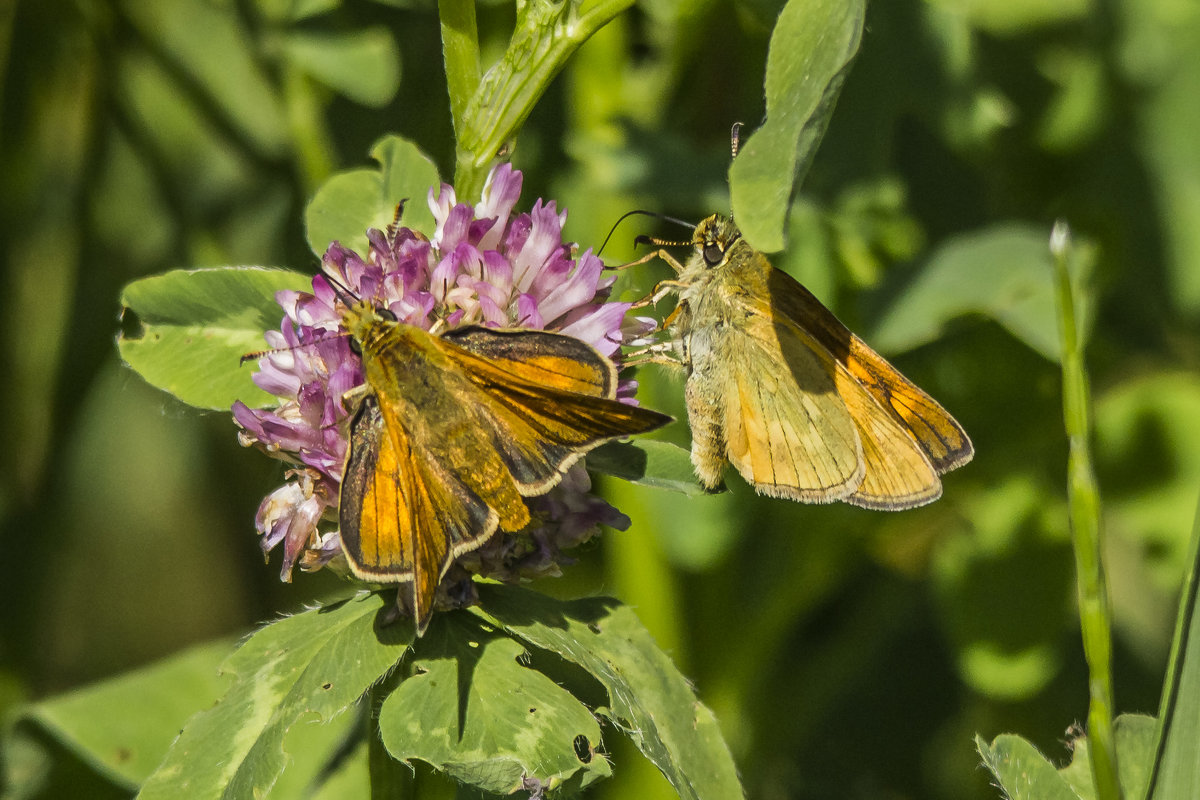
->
left=243, top=266, right=365, bottom=366
left=634, top=233, right=693, bottom=249
left=598, top=210, right=696, bottom=257
left=240, top=330, right=351, bottom=365
left=320, top=271, right=362, bottom=310
left=730, top=122, right=744, bottom=159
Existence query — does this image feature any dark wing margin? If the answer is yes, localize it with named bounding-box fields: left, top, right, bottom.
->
left=338, top=396, right=501, bottom=634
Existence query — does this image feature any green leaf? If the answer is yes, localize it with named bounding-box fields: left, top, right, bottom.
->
left=255, top=0, right=342, bottom=22
left=978, top=714, right=1157, bottom=800
left=3, top=640, right=232, bottom=794
left=728, top=0, right=866, bottom=252
left=305, top=135, right=440, bottom=257
left=378, top=613, right=611, bottom=794
left=118, top=267, right=313, bottom=410
left=474, top=584, right=744, bottom=800
left=1147, top=497, right=1200, bottom=800
left=1061, top=714, right=1156, bottom=800
left=281, top=28, right=401, bottom=107
left=586, top=439, right=707, bottom=496
left=870, top=223, right=1096, bottom=361
left=976, top=734, right=1079, bottom=799
left=1136, top=9, right=1200, bottom=314
left=137, top=591, right=410, bottom=800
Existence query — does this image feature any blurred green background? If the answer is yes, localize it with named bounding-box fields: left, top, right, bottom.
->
left=3, top=0, right=1200, bottom=798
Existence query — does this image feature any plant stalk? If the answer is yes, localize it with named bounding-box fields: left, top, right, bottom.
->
left=367, top=681, right=413, bottom=799
left=1051, top=221, right=1121, bottom=800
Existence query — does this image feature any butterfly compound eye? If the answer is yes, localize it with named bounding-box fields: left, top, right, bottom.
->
left=702, top=243, right=724, bottom=266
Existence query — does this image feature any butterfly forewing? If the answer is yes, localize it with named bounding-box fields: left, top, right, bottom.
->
left=340, top=396, right=506, bottom=633
left=441, top=327, right=616, bottom=397
left=831, top=369, right=943, bottom=509
left=341, top=399, right=416, bottom=581
left=765, top=269, right=974, bottom=472
left=440, top=329, right=673, bottom=494
left=842, top=341, right=973, bottom=474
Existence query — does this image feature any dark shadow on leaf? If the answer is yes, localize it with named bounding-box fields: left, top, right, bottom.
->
left=5, top=719, right=133, bottom=800
left=588, top=441, right=648, bottom=481
left=1096, top=407, right=1179, bottom=498
left=473, top=583, right=619, bottom=632
left=518, top=639, right=609, bottom=712
left=308, top=701, right=369, bottom=792
left=372, top=594, right=416, bottom=647
left=315, top=594, right=356, bottom=615
left=411, top=611, right=502, bottom=742
left=312, top=590, right=415, bottom=648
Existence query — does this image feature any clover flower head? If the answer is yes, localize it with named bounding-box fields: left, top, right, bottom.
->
left=233, top=164, right=655, bottom=600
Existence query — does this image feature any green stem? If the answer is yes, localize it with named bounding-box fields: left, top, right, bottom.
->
left=438, top=0, right=480, bottom=144
left=1051, top=221, right=1121, bottom=800
left=367, top=682, right=413, bottom=799
left=453, top=0, right=634, bottom=197
left=282, top=64, right=335, bottom=193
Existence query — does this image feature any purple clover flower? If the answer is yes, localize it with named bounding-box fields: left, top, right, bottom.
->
left=233, top=164, right=655, bottom=608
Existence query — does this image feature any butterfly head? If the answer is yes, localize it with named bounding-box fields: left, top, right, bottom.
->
left=693, top=214, right=744, bottom=270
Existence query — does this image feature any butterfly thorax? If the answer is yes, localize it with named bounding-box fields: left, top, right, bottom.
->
left=341, top=303, right=468, bottom=434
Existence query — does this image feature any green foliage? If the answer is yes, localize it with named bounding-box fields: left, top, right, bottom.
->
left=450, top=0, right=641, bottom=197
left=728, top=0, right=865, bottom=252
left=7, top=0, right=1200, bottom=797
left=4, top=589, right=738, bottom=799
left=282, top=28, right=403, bottom=108
left=138, top=591, right=410, bottom=798
left=4, top=640, right=232, bottom=795
left=586, top=440, right=707, bottom=496
left=977, top=713, right=1155, bottom=800
left=305, top=135, right=441, bottom=257
left=477, top=584, right=743, bottom=799
left=1145, top=498, right=1200, bottom=800
left=377, top=618, right=612, bottom=793
left=871, top=223, right=1095, bottom=361
left=118, top=267, right=313, bottom=410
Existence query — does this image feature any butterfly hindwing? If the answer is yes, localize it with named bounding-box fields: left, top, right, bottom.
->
left=339, top=395, right=505, bottom=633
left=687, top=306, right=865, bottom=501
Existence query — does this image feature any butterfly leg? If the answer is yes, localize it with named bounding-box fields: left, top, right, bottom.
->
left=339, top=382, right=373, bottom=414
left=630, top=278, right=689, bottom=310
left=624, top=341, right=681, bottom=368
left=608, top=248, right=687, bottom=275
